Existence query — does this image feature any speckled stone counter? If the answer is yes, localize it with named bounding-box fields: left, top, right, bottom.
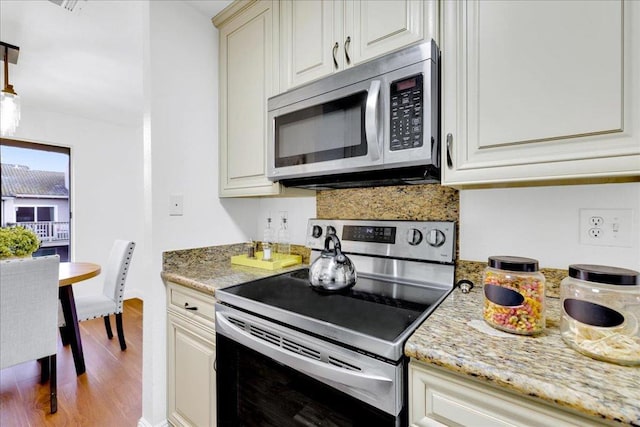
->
left=405, top=284, right=640, bottom=425
left=161, top=243, right=310, bottom=296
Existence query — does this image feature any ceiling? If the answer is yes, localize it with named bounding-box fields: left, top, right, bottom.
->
left=0, top=0, right=231, bottom=128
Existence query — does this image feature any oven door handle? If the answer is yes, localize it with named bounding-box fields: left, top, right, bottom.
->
left=217, top=313, right=393, bottom=391
left=365, top=80, right=382, bottom=162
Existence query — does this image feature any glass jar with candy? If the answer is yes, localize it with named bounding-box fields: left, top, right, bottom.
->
left=483, top=256, right=546, bottom=336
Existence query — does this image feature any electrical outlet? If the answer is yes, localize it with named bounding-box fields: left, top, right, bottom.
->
left=588, top=228, right=602, bottom=238
left=579, top=209, right=633, bottom=247
left=589, top=216, right=604, bottom=227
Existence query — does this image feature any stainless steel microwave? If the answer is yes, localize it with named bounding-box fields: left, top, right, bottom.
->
left=267, top=40, right=440, bottom=189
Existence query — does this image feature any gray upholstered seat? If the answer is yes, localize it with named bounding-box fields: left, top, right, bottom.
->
left=1, top=255, right=60, bottom=414
left=61, top=240, right=135, bottom=351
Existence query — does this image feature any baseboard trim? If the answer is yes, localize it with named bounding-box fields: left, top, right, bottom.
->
left=138, top=417, right=169, bottom=427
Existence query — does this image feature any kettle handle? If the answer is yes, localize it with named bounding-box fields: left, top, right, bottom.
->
left=324, top=233, right=342, bottom=253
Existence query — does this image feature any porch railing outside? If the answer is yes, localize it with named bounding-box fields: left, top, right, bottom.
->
left=16, top=221, right=70, bottom=242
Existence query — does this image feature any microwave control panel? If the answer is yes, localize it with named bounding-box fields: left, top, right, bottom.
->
left=390, top=73, right=424, bottom=151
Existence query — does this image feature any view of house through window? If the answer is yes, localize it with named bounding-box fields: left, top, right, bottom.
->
left=0, top=139, right=71, bottom=261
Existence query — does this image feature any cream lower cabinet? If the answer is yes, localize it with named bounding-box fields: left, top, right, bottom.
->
left=441, top=0, right=640, bottom=187
left=167, top=282, right=216, bottom=427
left=409, top=361, right=610, bottom=427
left=280, top=0, right=438, bottom=91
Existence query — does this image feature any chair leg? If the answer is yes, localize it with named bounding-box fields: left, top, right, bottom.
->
left=50, top=354, right=57, bottom=414
left=39, top=357, right=49, bottom=384
left=104, top=315, right=114, bottom=339
left=59, top=326, right=70, bottom=346
left=115, top=312, right=126, bottom=351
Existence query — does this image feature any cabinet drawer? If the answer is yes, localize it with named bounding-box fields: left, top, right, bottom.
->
left=168, top=284, right=216, bottom=326
left=410, top=361, right=610, bottom=427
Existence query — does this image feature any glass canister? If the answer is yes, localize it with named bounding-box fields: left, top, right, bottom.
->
left=483, top=256, right=546, bottom=335
left=560, top=264, right=640, bottom=366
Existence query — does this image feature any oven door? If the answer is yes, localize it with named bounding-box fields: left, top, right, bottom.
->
left=267, top=78, right=383, bottom=181
left=216, top=305, right=405, bottom=426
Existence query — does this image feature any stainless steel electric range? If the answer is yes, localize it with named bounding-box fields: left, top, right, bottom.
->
left=215, top=219, right=456, bottom=426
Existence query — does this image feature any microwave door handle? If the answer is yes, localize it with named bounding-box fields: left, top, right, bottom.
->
left=365, top=80, right=382, bottom=161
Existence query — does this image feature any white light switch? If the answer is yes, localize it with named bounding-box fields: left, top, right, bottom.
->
left=169, top=194, right=183, bottom=216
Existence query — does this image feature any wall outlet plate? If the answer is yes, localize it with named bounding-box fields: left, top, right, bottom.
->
left=579, top=208, right=633, bottom=247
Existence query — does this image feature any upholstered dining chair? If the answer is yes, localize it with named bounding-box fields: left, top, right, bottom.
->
left=1, top=255, right=60, bottom=414
left=63, top=240, right=135, bottom=351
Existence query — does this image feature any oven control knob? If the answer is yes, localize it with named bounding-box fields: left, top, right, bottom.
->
left=407, top=228, right=423, bottom=246
left=311, top=225, right=323, bottom=238
left=426, top=229, right=445, bottom=247
left=326, top=226, right=336, bottom=236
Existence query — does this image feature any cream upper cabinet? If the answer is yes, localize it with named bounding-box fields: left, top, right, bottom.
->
left=280, top=0, right=438, bottom=91
left=442, top=0, right=640, bottom=187
left=280, top=0, right=342, bottom=89
left=348, top=0, right=438, bottom=66
left=216, top=1, right=282, bottom=197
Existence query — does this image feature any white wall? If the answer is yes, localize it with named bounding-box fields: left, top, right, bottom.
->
left=8, top=107, right=145, bottom=299
left=460, top=182, right=640, bottom=270
left=141, top=2, right=258, bottom=425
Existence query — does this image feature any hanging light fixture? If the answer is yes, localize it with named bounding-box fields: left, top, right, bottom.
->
left=1, top=41, right=21, bottom=137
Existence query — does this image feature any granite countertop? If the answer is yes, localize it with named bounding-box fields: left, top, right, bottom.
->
left=405, top=285, right=640, bottom=426
left=162, top=245, right=638, bottom=425
left=161, top=243, right=310, bottom=296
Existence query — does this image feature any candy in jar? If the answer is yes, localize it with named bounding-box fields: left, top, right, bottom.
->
left=483, top=256, right=545, bottom=336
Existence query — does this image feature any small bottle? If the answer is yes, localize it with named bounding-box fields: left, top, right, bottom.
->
left=262, top=215, right=274, bottom=261
left=245, top=240, right=255, bottom=259
left=277, top=212, right=291, bottom=256
left=262, top=242, right=272, bottom=261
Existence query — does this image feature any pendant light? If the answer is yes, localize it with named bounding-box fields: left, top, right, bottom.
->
left=1, top=42, right=21, bottom=137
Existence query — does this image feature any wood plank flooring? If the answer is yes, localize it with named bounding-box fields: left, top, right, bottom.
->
left=0, top=298, right=143, bottom=427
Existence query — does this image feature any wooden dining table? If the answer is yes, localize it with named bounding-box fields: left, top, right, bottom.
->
left=59, top=262, right=101, bottom=376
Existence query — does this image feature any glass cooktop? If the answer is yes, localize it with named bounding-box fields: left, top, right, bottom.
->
left=218, top=268, right=448, bottom=344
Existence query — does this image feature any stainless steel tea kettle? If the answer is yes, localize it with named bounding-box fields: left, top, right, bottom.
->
left=308, top=234, right=357, bottom=292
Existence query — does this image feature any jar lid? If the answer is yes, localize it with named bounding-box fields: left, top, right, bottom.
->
left=568, top=264, right=639, bottom=286
left=488, top=256, right=539, bottom=272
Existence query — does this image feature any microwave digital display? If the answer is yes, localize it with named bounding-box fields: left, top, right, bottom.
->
left=395, top=78, right=417, bottom=92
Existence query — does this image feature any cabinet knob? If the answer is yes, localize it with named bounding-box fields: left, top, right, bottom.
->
left=332, top=42, right=339, bottom=69
left=456, top=279, right=474, bottom=294
left=344, top=36, right=351, bottom=65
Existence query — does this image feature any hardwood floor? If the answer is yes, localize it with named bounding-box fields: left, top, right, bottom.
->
left=0, top=299, right=143, bottom=426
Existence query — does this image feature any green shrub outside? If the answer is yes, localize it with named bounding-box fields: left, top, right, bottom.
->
left=0, top=226, right=41, bottom=258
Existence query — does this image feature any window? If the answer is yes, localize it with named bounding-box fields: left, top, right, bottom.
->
left=2, top=138, right=71, bottom=261
left=15, top=207, right=35, bottom=222
left=14, top=206, right=55, bottom=223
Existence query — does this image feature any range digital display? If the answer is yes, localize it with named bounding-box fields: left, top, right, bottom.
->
left=342, top=225, right=396, bottom=244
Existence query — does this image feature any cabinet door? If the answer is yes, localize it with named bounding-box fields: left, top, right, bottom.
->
left=280, top=0, right=343, bottom=90
left=442, top=0, right=640, bottom=186
left=347, top=0, right=438, bottom=65
left=167, top=313, right=216, bottom=427
left=219, top=1, right=282, bottom=197
left=410, top=361, right=608, bottom=427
